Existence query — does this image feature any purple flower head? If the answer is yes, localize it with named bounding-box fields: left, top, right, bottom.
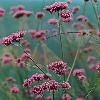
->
left=0, top=31, right=26, bottom=46
left=0, top=8, right=5, bottom=17
left=45, top=2, right=68, bottom=13
left=60, top=10, right=72, bottom=22
left=48, top=60, right=67, bottom=75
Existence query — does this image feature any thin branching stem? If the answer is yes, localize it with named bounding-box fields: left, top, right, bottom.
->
left=66, top=47, right=80, bottom=82
left=52, top=90, right=55, bottom=100
left=58, top=12, right=64, bottom=61
left=46, top=31, right=82, bottom=40
left=83, top=1, right=87, bottom=15
left=13, top=43, right=47, bottom=76
left=66, top=34, right=93, bottom=82
left=91, top=0, right=100, bottom=31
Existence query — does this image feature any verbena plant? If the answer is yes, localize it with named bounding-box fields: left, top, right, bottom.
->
left=0, top=0, right=100, bottom=100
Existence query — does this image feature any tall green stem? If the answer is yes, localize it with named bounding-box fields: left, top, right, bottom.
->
left=52, top=90, right=55, bottom=100
left=13, top=43, right=47, bottom=76
left=91, top=0, right=100, bottom=31
left=66, top=47, right=80, bottom=82
left=58, top=11, right=66, bottom=82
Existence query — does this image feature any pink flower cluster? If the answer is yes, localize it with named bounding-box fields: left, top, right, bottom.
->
left=96, top=31, right=100, bottom=36
left=29, top=29, right=47, bottom=40
left=10, top=5, right=24, bottom=15
left=13, top=10, right=32, bottom=18
left=87, top=56, right=96, bottom=64
left=10, top=5, right=25, bottom=12
left=35, top=12, right=45, bottom=19
left=0, top=31, right=26, bottom=46
left=90, top=61, right=100, bottom=72
left=31, top=73, right=51, bottom=81
left=48, top=60, right=67, bottom=75
left=16, top=49, right=31, bottom=68
left=62, top=94, right=71, bottom=100
left=3, top=77, right=16, bottom=85
left=28, top=80, right=71, bottom=95
left=73, top=68, right=85, bottom=76
left=72, top=23, right=84, bottom=29
left=2, top=58, right=13, bottom=65
left=21, top=53, right=30, bottom=61
left=1, top=52, right=13, bottom=65
left=30, top=85, right=44, bottom=95
left=46, top=96, right=52, bottom=100
left=10, top=5, right=32, bottom=18
left=16, top=57, right=26, bottom=68
left=48, top=18, right=58, bottom=25
left=10, top=84, right=19, bottom=94
left=72, top=6, right=80, bottom=15
left=43, top=80, right=71, bottom=91
left=66, top=0, right=71, bottom=5
left=20, top=40, right=30, bottom=48
left=23, top=73, right=51, bottom=87
left=0, top=8, right=5, bottom=17
left=76, top=15, right=88, bottom=22
left=60, top=10, right=72, bottom=22
left=45, top=2, right=68, bottom=13
left=36, top=94, right=43, bottom=100
left=73, top=68, right=86, bottom=81
left=24, top=48, right=31, bottom=54
left=82, top=47, right=93, bottom=53
left=43, top=80, right=59, bottom=91
left=3, top=52, right=11, bottom=57
left=60, top=82, right=71, bottom=89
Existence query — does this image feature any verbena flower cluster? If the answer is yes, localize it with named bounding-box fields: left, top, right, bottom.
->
left=0, top=8, right=5, bottom=16
left=27, top=80, right=71, bottom=95
left=10, top=5, right=32, bottom=18
left=0, top=31, right=26, bottom=46
left=60, top=10, right=72, bottom=22
left=23, top=73, right=51, bottom=87
left=90, top=61, right=100, bottom=72
left=45, top=2, right=68, bottom=13
left=29, top=29, right=47, bottom=40
left=48, top=60, right=67, bottom=75
left=73, top=68, right=86, bottom=81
